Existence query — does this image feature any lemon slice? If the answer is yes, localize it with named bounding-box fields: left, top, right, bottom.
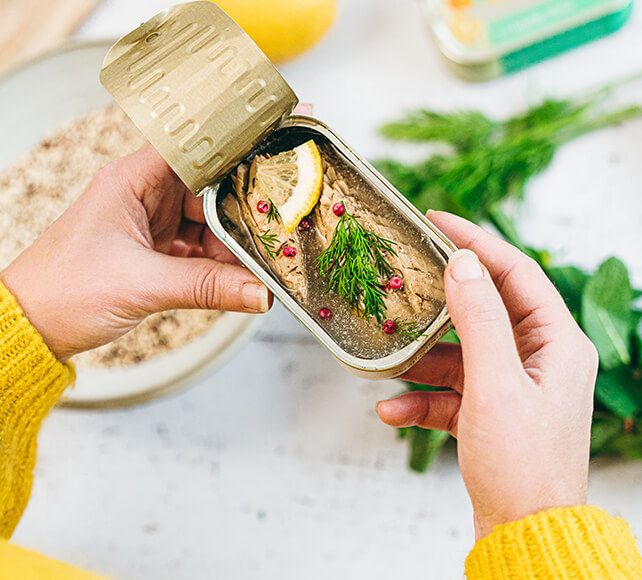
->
left=255, top=140, right=323, bottom=233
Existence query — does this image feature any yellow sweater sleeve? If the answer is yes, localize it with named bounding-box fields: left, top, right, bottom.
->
left=466, top=505, right=642, bottom=579
left=0, top=282, right=75, bottom=539
left=0, top=283, right=109, bottom=578
left=0, top=542, right=107, bottom=580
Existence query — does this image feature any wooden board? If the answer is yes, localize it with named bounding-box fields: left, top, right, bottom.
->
left=0, top=0, right=102, bottom=75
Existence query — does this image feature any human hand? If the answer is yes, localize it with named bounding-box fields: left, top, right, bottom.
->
left=0, top=145, right=272, bottom=361
left=376, top=211, right=598, bottom=539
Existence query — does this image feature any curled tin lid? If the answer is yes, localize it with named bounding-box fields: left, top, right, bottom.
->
left=100, top=1, right=299, bottom=195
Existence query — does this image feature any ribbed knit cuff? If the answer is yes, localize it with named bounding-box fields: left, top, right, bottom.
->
left=0, top=540, right=108, bottom=579
left=0, top=282, right=75, bottom=538
left=466, top=506, right=642, bottom=579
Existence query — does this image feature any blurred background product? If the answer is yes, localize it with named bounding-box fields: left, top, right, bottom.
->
left=212, top=0, right=336, bottom=62
left=424, top=0, right=634, bottom=79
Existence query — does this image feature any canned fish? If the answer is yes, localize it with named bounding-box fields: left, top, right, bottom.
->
left=100, top=1, right=456, bottom=379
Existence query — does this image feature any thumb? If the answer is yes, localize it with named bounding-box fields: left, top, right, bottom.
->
left=143, top=252, right=273, bottom=314
left=445, top=250, right=521, bottom=380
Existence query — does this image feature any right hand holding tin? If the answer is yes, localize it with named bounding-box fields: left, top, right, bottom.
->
left=376, top=211, right=598, bottom=540
left=0, top=145, right=272, bottom=361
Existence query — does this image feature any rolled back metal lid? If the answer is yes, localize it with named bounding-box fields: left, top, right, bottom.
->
left=100, top=1, right=298, bottom=194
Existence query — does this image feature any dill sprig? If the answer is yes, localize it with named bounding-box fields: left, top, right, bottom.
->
left=316, top=208, right=397, bottom=323
left=394, top=319, right=425, bottom=341
left=266, top=198, right=281, bottom=224
left=256, top=230, right=279, bottom=260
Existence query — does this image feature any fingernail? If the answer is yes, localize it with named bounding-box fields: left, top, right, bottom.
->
left=449, top=249, right=483, bottom=282
left=241, top=282, right=270, bottom=313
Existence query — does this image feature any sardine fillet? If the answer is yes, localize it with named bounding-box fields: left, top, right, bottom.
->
left=231, top=160, right=308, bottom=302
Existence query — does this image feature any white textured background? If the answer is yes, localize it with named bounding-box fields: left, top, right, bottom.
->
left=10, top=1, right=642, bottom=579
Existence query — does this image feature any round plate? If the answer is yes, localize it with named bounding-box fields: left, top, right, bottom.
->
left=0, top=40, right=263, bottom=408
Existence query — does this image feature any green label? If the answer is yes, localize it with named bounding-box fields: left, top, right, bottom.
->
left=489, top=0, right=607, bottom=45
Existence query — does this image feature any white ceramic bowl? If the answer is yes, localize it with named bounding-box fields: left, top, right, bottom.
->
left=0, top=40, right=263, bottom=408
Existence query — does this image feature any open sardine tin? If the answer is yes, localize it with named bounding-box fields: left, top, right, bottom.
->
left=100, top=1, right=456, bottom=379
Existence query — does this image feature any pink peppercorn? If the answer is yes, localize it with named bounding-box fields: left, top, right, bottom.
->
left=382, top=319, right=397, bottom=334
left=388, top=276, right=403, bottom=290
left=332, top=202, right=345, bottom=217
left=257, top=200, right=270, bottom=213
left=283, top=246, right=297, bottom=257
left=298, top=216, right=313, bottom=231
left=319, top=308, right=333, bottom=320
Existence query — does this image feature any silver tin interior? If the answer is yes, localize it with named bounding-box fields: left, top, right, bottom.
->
left=203, top=115, right=456, bottom=379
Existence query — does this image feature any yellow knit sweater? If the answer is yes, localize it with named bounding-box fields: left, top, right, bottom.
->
left=1, top=282, right=641, bottom=579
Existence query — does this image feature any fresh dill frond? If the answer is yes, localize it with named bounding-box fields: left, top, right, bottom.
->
left=380, top=110, right=495, bottom=152
left=266, top=198, right=281, bottom=224
left=376, top=96, right=642, bottom=221
left=394, top=319, right=425, bottom=341
left=256, top=230, right=279, bottom=260
left=316, top=210, right=397, bottom=323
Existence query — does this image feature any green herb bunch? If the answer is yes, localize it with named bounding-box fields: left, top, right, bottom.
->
left=316, top=205, right=398, bottom=323
left=377, top=89, right=642, bottom=472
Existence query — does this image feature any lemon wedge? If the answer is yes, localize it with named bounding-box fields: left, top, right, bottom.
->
left=255, top=140, right=323, bottom=233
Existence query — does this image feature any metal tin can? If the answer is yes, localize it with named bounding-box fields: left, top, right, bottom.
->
left=100, top=1, right=456, bottom=379
left=423, top=0, right=633, bottom=81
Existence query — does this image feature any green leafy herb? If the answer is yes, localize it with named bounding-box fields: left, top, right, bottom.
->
left=590, top=412, right=625, bottom=455
left=612, top=433, right=642, bottom=460
left=582, top=257, right=634, bottom=370
left=316, top=209, right=397, bottom=323
left=595, top=366, right=641, bottom=420
left=256, top=230, right=279, bottom=260
left=408, top=428, right=450, bottom=473
left=547, top=266, right=590, bottom=316
left=377, top=83, right=642, bottom=473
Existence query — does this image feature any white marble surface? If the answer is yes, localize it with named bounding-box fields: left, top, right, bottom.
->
left=10, top=1, right=642, bottom=579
